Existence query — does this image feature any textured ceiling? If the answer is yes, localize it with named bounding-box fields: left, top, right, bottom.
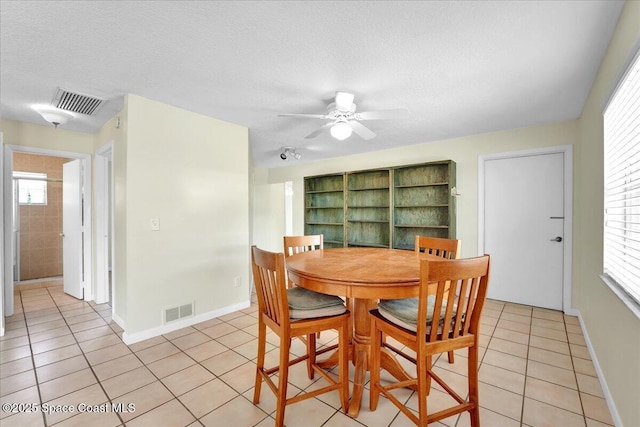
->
left=0, top=1, right=625, bottom=168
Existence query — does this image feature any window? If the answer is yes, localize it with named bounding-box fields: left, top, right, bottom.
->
left=603, top=50, right=640, bottom=309
left=14, top=172, right=48, bottom=205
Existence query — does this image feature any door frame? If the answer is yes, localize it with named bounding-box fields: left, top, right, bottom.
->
left=2, top=144, right=93, bottom=316
left=94, top=142, right=114, bottom=308
left=478, top=145, right=574, bottom=314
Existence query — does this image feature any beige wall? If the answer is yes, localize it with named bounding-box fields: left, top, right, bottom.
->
left=0, top=119, right=94, bottom=154
left=14, top=153, right=71, bottom=280
left=574, top=1, right=640, bottom=425
left=265, top=120, right=579, bottom=259
left=120, top=95, right=250, bottom=335
left=252, top=167, right=285, bottom=253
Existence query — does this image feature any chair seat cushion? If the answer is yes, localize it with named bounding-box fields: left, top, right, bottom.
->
left=287, top=287, right=347, bottom=319
left=378, top=296, right=456, bottom=332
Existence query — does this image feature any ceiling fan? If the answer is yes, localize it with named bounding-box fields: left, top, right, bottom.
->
left=278, top=91, right=407, bottom=141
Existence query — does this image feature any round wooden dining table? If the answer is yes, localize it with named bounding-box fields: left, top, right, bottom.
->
left=286, top=247, right=437, bottom=417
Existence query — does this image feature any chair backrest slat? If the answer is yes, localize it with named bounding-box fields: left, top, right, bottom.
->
left=252, top=245, right=289, bottom=328
left=414, top=235, right=461, bottom=260
left=417, top=256, right=490, bottom=342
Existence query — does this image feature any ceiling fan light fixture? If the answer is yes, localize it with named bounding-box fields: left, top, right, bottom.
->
left=330, top=122, right=353, bottom=140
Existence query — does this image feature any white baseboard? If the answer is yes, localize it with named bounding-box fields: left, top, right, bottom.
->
left=112, top=312, right=125, bottom=330
left=574, top=309, right=623, bottom=427
left=564, top=308, right=580, bottom=317
left=121, top=300, right=251, bottom=345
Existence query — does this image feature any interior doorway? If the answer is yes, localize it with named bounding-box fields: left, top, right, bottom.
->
left=12, top=154, right=72, bottom=283
left=2, top=144, right=92, bottom=316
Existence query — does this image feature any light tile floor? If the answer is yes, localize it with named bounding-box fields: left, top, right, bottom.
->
left=0, top=280, right=615, bottom=426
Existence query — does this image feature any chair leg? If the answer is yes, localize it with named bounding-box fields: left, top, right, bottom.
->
left=369, top=318, right=381, bottom=411
left=468, top=345, right=480, bottom=427
left=276, top=338, right=291, bottom=427
left=448, top=350, right=455, bottom=364
left=339, top=320, right=349, bottom=413
left=416, top=353, right=429, bottom=427
left=253, top=322, right=267, bottom=404
left=307, top=333, right=316, bottom=380
left=425, top=355, right=432, bottom=395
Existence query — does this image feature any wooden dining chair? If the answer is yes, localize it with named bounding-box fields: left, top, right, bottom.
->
left=251, top=245, right=350, bottom=427
left=369, top=255, right=491, bottom=427
left=284, top=234, right=324, bottom=289
left=284, top=234, right=355, bottom=341
left=415, top=235, right=461, bottom=364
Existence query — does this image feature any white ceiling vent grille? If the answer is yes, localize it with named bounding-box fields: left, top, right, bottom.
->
left=52, top=88, right=106, bottom=116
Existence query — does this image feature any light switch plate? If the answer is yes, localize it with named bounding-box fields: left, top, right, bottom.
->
left=150, top=218, right=160, bottom=231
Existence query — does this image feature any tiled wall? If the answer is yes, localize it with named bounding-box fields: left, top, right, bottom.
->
left=14, top=153, right=72, bottom=281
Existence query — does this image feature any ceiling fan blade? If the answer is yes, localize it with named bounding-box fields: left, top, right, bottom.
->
left=335, top=91, right=355, bottom=111
left=348, top=121, right=377, bottom=140
left=278, top=113, right=328, bottom=119
left=305, top=123, right=333, bottom=139
left=356, top=108, right=408, bottom=120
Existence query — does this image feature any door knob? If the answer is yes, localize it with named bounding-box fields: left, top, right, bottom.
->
left=60, top=233, right=65, bottom=237
left=550, top=236, right=562, bottom=242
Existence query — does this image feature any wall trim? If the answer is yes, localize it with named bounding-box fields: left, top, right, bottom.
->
left=575, top=309, right=623, bottom=427
left=121, top=300, right=251, bottom=345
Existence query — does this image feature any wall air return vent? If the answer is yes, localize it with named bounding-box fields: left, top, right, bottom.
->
left=52, top=88, right=106, bottom=116
left=163, top=302, right=195, bottom=324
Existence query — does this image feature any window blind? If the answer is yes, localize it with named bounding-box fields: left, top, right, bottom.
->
left=603, top=51, right=640, bottom=306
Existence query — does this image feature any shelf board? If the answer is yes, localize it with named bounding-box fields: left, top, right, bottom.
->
left=394, top=225, right=449, bottom=229
left=305, top=206, right=344, bottom=209
left=325, top=240, right=344, bottom=245
left=347, top=205, right=389, bottom=209
left=306, top=222, right=344, bottom=226
left=306, top=189, right=344, bottom=194
left=395, top=182, right=449, bottom=188
left=348, top=241, right=390, bottom=248
left=393, top=245, right=414, bottom=251
left=394, top=204, right=449, bottom=208
left=348, top=186, right=390, bottom=191
left=348, top=220, right=389, bottom=223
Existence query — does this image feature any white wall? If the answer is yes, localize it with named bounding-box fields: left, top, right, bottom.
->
left=120, top=94, right=250, bottom=335
left=574, top=1, right=640, bottom=425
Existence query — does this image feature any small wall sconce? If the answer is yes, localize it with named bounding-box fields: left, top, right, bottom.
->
left=280, top=147, right=301, bottom=161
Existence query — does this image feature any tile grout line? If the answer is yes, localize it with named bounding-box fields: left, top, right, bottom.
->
left=519, top=306, right=534, bottom=427
left=43, top=286, right=128, bottom=427
left=16, top=288, right=48, bottom=427
left=565, top=313, right=589, bottom=427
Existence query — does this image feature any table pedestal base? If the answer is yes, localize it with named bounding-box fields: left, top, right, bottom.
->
left=316, top=298, right=416, bottom=418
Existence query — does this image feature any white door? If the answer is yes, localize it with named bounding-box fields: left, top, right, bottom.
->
left=483, top=152, right=565, bottom=310
left=63, top=159, right=83, bottom=299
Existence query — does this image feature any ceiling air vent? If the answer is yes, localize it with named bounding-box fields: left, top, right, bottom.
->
left=52, top=88, right=106, bottom=116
